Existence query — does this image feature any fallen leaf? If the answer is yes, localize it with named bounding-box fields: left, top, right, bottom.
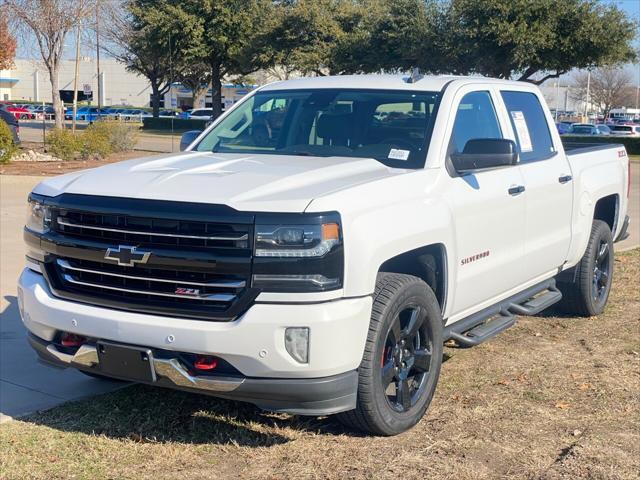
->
left=555, top=401, right=571, bottom=409
left=578, top=383, right=593, bottom=390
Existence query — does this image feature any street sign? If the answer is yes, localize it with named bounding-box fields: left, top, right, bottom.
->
left=83, top=84, right=92, bottom=95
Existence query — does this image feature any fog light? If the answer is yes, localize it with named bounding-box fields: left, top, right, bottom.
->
left=284, top=327, right=309, bottom=364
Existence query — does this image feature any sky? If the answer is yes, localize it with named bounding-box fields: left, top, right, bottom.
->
left=13, top=0, right=640, bottom=84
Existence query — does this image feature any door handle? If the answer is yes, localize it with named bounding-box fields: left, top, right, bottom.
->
left=508, top=185, right=525, bottom=196
left=558, top=175, right=572, bottom=184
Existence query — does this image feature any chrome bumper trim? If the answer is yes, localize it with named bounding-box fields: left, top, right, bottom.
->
left=45, top=344, right=244, bottom=392
left=57, top=217, right=249, bottom=242
left=62, top=273, right=236, bottom=302
left=57, top=259, right=245, bottom=288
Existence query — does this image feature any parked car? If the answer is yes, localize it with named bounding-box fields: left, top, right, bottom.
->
left=596, top=124, right=611, bottom=135
left=21, top=75, right=630, bottom=436
left=159, top=109, right=180, bottom=118
left=120, top=109, right=152, bottom=121
left=610, top=124, right=640, bottom=136
left=569, top=123, right=600, bottom=135
left=556, top=122, right=572, bottom=134
left=187, top=108, right=214, bottom=120
left=0, top=107, right=20, bottom=145
left=1, top=104, right=34, bottom=120
left=32, top=105, right=56, bottom=120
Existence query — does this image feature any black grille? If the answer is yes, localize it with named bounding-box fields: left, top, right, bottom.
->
left=53, top=209, right=251, bottom=251
left=38, top=199, right=257, bottom=321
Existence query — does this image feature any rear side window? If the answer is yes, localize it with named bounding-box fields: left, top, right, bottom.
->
left=450, top=91, right=502, bottom=154
left=501, top=91, right=556, bottom=162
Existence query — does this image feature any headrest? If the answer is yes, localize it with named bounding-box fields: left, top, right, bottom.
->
left=317, top=113, right=354, bottom=142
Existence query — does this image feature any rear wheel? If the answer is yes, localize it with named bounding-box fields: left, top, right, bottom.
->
left=557, top=220, right=614, bottom=316
left=337, top=273, right=443, bottom=436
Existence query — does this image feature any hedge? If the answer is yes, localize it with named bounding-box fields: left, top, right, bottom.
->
left=142, top=117, right=208, bottom=132
left=560, top=135, right=640, bottom=155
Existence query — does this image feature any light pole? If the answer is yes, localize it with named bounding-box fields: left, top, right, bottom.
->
left=95, top=0, right=101, bottom=115
left=72, top=23, right=81, bottom=132
left=554, top=82, right=560, bottom=121
left=584, top=70, right=591, bottom=122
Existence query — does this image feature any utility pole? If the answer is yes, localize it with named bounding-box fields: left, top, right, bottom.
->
left=72, top=23, right=81, bottom=132
left=584, top=70, right=591, bottom=122
left=95, top=0, right=101, bottom=116
left=554, top=82, right=560, bottom=121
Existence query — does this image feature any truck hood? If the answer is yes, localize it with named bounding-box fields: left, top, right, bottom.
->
left=33, top=151, right=401, bottom=212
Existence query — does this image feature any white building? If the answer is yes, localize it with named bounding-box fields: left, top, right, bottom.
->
left=1, top=58, right=258, bottom=109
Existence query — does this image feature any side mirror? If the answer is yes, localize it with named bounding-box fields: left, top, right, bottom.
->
left=451, top=139, right=518, bottom=174
left=179, top=130, right=203, bottom=151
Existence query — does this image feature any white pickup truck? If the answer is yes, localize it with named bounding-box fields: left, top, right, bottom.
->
left=20, top=75, right=630, bottom=435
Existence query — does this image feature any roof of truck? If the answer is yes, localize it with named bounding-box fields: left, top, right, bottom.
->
left=259, top=74, right=526, bottom=93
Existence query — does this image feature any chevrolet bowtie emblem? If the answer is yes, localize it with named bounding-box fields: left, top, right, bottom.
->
left=104, top=246, right=151, bottom=267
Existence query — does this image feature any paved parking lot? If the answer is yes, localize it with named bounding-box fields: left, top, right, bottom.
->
left=0, top=164, right=638, bottom=422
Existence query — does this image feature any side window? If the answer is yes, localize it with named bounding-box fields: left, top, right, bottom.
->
left=501, top=91, right=556, bottom=162
left=450, top=91, right=502, bottom=154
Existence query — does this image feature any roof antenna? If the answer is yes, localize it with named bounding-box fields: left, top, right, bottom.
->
left=406, top=67, right=424, bottom=84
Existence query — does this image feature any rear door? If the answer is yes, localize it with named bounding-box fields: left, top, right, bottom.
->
left=444, top=88, right=527, bottom=315
left=498, top=90, right=573, bottom=278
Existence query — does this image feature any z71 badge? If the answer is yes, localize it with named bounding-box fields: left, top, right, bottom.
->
left=175, top=287, right=201, bottom=296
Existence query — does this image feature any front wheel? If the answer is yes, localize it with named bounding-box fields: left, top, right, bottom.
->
left=337, top=273, right=443, bottom=436
left=557, top=219, right=614, bottom=316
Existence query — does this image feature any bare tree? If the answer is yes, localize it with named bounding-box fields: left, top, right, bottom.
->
left=0, top=8, right=17, bottom=70
left=6, top=0, right=92, bottom=128
left=571, top=68, right=634, bottom=119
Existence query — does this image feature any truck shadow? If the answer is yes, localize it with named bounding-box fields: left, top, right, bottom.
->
left=18, top=384, right=361, bottom=445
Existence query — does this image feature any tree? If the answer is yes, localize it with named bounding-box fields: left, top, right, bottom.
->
left=105, top=0, right=206, bottom=117
left=5, top=0, right=92, bottom=128
left=175, top=62, right=211, bottom=109
left=179, top=0, right=278, bottom=119
left=0, top=9, right=16, bottom=70
left=571, top=68, right=634, bottom=119
left=444, top=0, right=637, bottom=84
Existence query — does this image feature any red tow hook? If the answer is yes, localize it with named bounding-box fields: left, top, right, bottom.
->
left=193, top=355, right=218, bottom=371
left=60, top=332, right=87, bottom=347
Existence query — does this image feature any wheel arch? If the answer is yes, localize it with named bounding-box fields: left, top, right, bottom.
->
left=377, top=243, right=448, bottom=314
left=593, top=193, right=619, bottom=233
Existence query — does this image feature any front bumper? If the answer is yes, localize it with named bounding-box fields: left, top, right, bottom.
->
left=27, top=333, right=358, bottom=415
left=18, top=268, right=371, bottom=414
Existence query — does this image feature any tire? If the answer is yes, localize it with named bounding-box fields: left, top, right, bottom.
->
left=557, top=220, right=614, bottom=317
left=337, top=273, right=443, bottom=436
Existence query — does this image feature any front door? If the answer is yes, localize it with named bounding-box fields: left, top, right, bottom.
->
left=443, top=89, right=527, bottom=317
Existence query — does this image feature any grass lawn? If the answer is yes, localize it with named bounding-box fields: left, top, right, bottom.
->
left=1, top=249, right=639, bottom=480
left=629, top=155, right=639, bottom=163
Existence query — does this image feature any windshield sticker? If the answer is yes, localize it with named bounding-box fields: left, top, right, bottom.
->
left=510, top=111, right=533, bottom=152
left=388, top=149, right=410, bottom=160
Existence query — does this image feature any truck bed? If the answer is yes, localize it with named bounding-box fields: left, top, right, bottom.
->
left=561, top=139, right=625, bottom=155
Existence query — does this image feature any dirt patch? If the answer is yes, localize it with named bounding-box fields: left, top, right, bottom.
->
left=1, top=145, right=156, bottom=176
left=1, top=250, right=638, bottom=480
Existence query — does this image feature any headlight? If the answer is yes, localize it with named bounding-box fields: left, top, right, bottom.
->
left=252, top=214, right=343, bottom=292
left=25, top=197, right=51, bottom=234
left=255, top=223, right=340, bottom=257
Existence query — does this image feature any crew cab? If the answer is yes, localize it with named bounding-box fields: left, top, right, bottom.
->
left=19, top=75, right=630, bottom=435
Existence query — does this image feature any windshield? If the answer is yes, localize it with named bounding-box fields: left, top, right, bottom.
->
left=194, top=89, right=441, bottom=168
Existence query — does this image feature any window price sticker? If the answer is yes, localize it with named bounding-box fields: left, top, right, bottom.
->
left=510, top=111, right=533, bottom=152
left=388, top=149, right=410, bottom=160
